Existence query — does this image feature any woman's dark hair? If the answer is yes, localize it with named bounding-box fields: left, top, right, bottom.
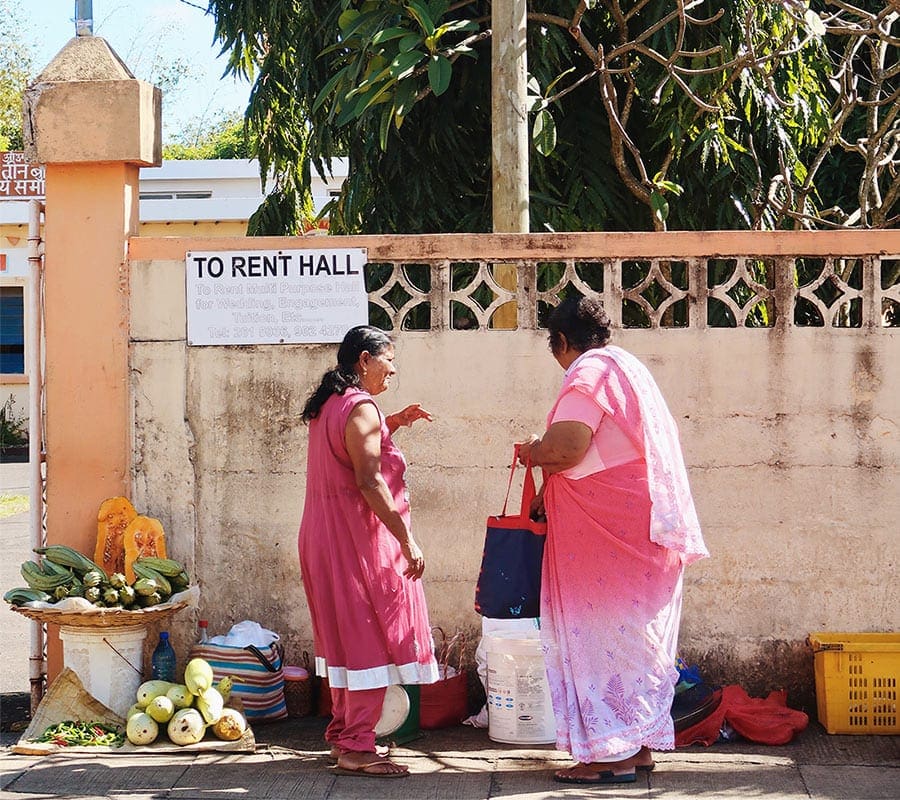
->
left=547, top=295, right=611, bottom=355
left=301, top=325, right=393, bottom=422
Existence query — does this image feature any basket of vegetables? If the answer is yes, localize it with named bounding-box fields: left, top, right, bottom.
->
left=4, top=496, right=194, bottom=627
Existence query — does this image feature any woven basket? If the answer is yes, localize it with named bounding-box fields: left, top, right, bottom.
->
left=284, top=674, right=312, bottom=717
left=11, top=600, right=188, bottom=628
left=283, top=650, right=313, bottom=717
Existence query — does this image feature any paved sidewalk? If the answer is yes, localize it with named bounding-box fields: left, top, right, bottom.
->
left=3, top=461, right=899, bottom=797
left=2, top=715, right=899, bottom=799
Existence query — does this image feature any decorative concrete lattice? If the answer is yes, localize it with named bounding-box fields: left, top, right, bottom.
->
left=365, top=255, right=900, bottom=331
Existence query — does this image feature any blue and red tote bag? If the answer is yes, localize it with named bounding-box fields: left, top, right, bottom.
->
left=474, top=448, right=547, bottom=619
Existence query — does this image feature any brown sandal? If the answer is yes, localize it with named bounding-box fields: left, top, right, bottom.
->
left=334, top=753, right=408, bottom=778
left=553, top=764, right=636, bottom=784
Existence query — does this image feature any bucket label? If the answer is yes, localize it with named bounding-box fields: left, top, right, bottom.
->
left=487, top=654, right=555, bottom=744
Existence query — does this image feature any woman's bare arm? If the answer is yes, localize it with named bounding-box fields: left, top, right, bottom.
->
left=517, top=420, right=592, bottom=474
left=345, top=401, right=424, bottom=579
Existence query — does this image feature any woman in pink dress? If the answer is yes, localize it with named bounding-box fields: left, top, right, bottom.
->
left=298, top=325, right=439, bottom=778
left=517, top=296, right=708, bottom=785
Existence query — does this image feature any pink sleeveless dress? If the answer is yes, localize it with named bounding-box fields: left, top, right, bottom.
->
left=298, top=389, right=438, bottom=689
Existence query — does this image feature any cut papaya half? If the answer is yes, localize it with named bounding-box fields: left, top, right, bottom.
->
left=123, top=515, right=168, bottom=584
left=95, top=496, right=138, bottom=576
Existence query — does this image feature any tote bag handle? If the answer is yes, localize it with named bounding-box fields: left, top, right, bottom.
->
left=244, top=643, right=281, bottom=673
left=501, top=443, right=540, bottom=519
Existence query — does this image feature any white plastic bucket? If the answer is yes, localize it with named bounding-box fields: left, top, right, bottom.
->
left=58, top=625, right=147, bottom=718
left=484, top=632, right=556, bottom=744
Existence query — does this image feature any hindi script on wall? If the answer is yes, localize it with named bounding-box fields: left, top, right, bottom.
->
left=0, top=152, right=45, bottom=199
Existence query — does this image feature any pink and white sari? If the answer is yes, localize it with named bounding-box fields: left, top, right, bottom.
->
left=540, top=346, right=708, bottom=762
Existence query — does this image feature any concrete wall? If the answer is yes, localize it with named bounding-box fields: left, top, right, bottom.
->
left=128, top=234, right=899, bottom=712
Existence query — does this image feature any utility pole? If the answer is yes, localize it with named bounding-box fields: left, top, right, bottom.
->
left=491, top=0, right=528, bottom=232
left=491, top=0, right=528, bottom=326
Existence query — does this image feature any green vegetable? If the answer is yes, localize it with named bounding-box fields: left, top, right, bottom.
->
left=118, top=585, right=136, bottom=606
left=31, top=720, right=124, bottom=747
left=109, top=572, right=127, bottom=589
left=133, top=577, right=158, bottom=597
left=102, top=587, right=121, bottom=605
left=3, top=587, right=52, bottom=605
left=82, top=570, right=104, bottom=588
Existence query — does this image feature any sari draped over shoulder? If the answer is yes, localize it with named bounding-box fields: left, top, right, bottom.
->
left=540, top=346, right=708, bottom=762
left=553, top=346, right=708, bottom=565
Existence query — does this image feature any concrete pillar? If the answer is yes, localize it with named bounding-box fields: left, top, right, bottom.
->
left=23, top=35, right=161, bottom=680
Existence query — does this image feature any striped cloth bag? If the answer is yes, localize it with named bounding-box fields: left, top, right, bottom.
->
left=190, top=642, right=287, bottom=722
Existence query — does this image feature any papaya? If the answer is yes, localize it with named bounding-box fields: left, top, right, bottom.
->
left=123, top=515, right=167, bottom=584
left=168, top=708, right=205, bottom=745
left=126, top=712, right=159, bottom=745
left=196, top=686, right=224, bottom=724
left=212, top=708, right=246, bottom=741
left=184, top=658, right=214, bottom=695
left=136, top=680, right=176, bottom=708
left=95, top=496, right=137, bottom=576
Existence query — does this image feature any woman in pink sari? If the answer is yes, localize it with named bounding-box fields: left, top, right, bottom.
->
left=517, top=296, right=708, bottom=785
left=299, top=325, right=438, bottom=778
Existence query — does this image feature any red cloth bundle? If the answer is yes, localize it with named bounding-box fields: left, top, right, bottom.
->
left=676, top=684, right=809, bottom=747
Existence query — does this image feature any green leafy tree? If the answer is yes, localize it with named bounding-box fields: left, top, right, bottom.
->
left=0, top=0, right=34, bottom=150
left=209, top=1, right=897, bottom=234
left=774, top=1, right=899, bottom=229
left=163, top=111, right=254, bottom=159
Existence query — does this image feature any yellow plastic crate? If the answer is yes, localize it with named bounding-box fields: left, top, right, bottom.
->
left=808, top=632, right=900, bottom=735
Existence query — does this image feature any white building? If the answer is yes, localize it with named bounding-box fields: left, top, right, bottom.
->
left=0, top=157, right=348, bottom=428
left=138, top=158, right=347, bottom=229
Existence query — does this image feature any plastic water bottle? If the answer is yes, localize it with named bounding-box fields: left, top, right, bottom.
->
left=197, top=619, right=209, bottom=644
left=151, top=631, right=177, bottom=682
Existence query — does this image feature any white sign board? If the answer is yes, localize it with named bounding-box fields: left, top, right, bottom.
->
left=185, top=248, right=368, bottom=345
